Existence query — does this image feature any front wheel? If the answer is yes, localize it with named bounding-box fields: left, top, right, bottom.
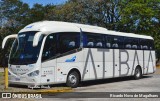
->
left=66, top=71, right=79, bottom=88
left=134, top=67, right=142, bottom=80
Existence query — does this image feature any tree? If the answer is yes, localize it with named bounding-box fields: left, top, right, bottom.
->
left=118, top=0, right=160, bottom=63
left=0, top=0, right=30, bottom=65
left=27, top=4, right=55, bottom=23
left=46, top=1, right=83, bottom=22
left=0, top=0, right=160, bottom=65
left=0, top=0, right=29, bottom=28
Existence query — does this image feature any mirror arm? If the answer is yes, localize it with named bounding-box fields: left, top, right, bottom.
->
left=2, top=34, right=17, bottom=49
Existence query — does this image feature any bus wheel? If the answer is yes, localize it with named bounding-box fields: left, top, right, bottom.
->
left=134, top=67, right=142, bottom=80
left=66, top=71, right=79, bottom=88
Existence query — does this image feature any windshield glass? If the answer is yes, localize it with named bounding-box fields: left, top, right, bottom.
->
left=9, top=31, right=44, bottom=65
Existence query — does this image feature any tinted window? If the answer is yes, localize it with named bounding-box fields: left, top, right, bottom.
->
left=9, top=31, right=44, bottom=65
left=83, top=33, right=104, bottom=48
left=148, top=40, right=155, bottom=50
left=140, top=39, right=154, bottom=50
left=106, top=35, right=124, bottom=49
left=124, top=37, right=139, bottom=49
left=57, top=32, right=80, bottom=54
left=42, top=34, right=56, bottom=61
left=42, top=32, right=80, bottom=61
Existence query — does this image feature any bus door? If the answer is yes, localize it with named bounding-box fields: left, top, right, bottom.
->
left=41, top=34, right=57, bottom=84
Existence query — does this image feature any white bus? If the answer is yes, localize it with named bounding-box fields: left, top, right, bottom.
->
left=2, top=21, right=156, bottom=88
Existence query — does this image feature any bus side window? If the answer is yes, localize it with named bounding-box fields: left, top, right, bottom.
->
left=95, top=34, right=103, bottom=48
left=148, top=40, right=154, bottom=50
left=112, top=36, right=124, bottom=49
left=84, top=33, right=104, bottom=48
left=126, top=44, right=131, bottom=49
left=69, top=41, right=75, bottom=48
left=106, top=43, right=111, bottom=48
left=87, top=38, right=94, bottom=47
left=112, top=43, right=118, bottom=48
left=124, top=37, right=139, bottom=50
left=96, top=42, right=102, bottom=47
left=112, top=37, right=118, bottom=48
left=148, top=39, right=154, bottom=50
left=106, top=36, right=123, bottom=49
left=143, top=45, right=148, bottom=50
left=132, top=45, right=137, bottom=49
left=142, top=39, right=154, bottom=50
left=42, top=34, right=56, bottom=61
left=58, top=32, right=80, bottom=54
left=124, top=37, right=132, bottom=49
left=106, top=36, right=113, bottom=48
left=87, top=42, right=94, bottom=47
left=132, top=38, right=139, bottom=49
left=140, top=39, right=149, bottom=50
left=119, top=37, right=124, bottom=49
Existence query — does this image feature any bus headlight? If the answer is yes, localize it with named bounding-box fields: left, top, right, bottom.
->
left=28, top=70, right=39, bottom=77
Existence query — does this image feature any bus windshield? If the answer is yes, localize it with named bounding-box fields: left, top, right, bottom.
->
left=9, top=31, right=44, bottom=65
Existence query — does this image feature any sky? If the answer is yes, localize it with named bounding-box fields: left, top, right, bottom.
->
left=21, top=0, right=68, bottom=7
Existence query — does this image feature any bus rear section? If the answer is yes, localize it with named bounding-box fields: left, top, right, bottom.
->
left=81, top=32, right=156, bottom=81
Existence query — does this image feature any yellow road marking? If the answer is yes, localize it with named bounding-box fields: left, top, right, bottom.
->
left=156, top=65, right=160, bottom=68
left=37, top=87, right=73, bottom=93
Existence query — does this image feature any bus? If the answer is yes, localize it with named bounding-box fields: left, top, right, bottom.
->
left=2, top=21, right=156, bottom=88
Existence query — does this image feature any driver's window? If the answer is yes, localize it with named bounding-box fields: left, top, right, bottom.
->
left=42, top=34, right=56, bottom=61
left=10, top=39, right=18, bottom=58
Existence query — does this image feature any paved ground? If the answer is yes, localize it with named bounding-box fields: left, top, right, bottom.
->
left=75, top=75, right=160, bottom=92
left=0, top=68, right=4, bottom=72
left=34, top=68, right=160, bottom=101
left=1, top=68, right=160, bottom=101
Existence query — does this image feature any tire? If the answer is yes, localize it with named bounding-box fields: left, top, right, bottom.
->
left=134, top=67, right=142, bottom=80
left=66, top=71, right=79, bottom=88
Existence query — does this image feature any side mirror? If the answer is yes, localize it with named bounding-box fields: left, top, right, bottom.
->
left=33, top=32, right=43, bottom=47
left=2, top=34, right=17, bottom=49
left=33, top=31, right=51, bottom=47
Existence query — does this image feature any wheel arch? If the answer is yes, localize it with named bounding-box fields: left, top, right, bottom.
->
left=67, top=68, right=81, bottom=82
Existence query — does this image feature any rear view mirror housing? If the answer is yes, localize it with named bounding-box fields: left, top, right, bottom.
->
left=33, top=31, right=51, bottom=47
left=2, top=34, right=17, bottom=49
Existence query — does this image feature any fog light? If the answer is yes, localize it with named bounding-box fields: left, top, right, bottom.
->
left=28, top=70, right=39, bottom=77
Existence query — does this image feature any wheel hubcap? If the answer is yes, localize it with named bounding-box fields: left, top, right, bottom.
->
left=69, top=75, right=77, bottom=85
left=136, top=69, right=140, bottom=77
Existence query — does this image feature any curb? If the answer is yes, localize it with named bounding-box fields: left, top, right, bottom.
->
left=37, top=87, right=73, bottom=93
left=156, top=65, right=160, bottom=68
left=0, top=87, right=73, bottom=93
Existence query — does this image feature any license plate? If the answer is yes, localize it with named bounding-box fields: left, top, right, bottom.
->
left=15, top=78, right=20, bottom=81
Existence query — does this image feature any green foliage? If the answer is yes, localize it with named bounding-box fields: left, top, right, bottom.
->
left=119, top=0, right=160, bottom=50
left=0, top=0, right=160, bottom=65
left=0, top=0, right=30, bottom=64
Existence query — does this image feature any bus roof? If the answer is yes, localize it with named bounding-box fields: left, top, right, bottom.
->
left=19, top=21, right=153, bottom=40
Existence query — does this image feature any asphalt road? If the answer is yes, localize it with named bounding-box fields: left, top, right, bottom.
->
left=1, top=68, right=160, bottom=101
left=36, top=68, right=160, bottom=101
left=74, top=75, right=160, bottom=92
